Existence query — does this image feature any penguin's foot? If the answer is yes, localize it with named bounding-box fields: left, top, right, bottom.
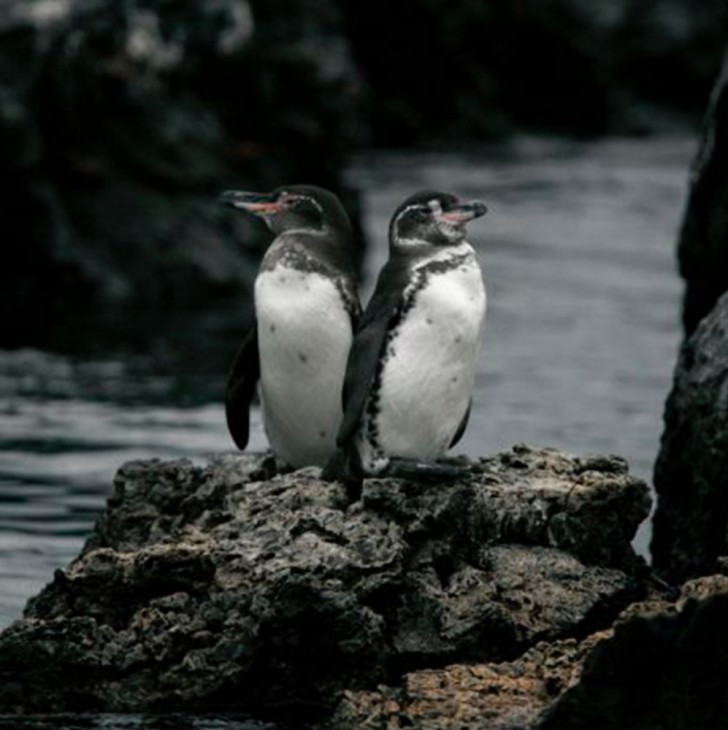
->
left=342, top=478, right=363, bottom=504
left=321, top=449, right=348, bottom=482
left=326, top=478, right=363, bottom=510
left=274, top=458, right=296, bottom=474
left=384, top=457, right=471, bottom=482
left=252, top=452, right=279, bottom=480
left=435, top=454, right=473, bottom=468
left=258, top=452, right=296, bottom=476
left=322, top=449, right=364, bottom=506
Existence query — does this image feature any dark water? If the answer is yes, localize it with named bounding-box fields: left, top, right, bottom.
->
left=0, top=714, right=276, bottom=730
left=0, top=714, right=277, bottom=729
left=0, top=136, right=692, bottom=639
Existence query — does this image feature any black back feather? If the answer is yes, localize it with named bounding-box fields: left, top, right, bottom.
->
left=336, top=254, right=415, bottom=447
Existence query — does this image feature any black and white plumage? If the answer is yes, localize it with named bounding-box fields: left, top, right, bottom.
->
left=331, top=190, right=487, bottom=481
left=220, top=185, right=361, bottom=468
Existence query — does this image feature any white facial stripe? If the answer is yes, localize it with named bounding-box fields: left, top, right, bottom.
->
left=305, top=196, right=325, bottom=218
left=393, top=198, right=464, bottom=246
left=393, top=202, right=432, bottom=246
left=393, top=203, right=424, bottom=227
left=428, top=199, right=443, bottom=215
left=394, top=199, right=443, bottom=226
left=396, top=237, right=430, bottom=247
left=280, top=192, right=325, bottom=220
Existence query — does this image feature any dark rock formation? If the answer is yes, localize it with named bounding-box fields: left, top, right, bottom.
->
left=328, top=632, right=610, bottom=729
left=539, top=575, right=728, bottom=729
left=341, top=0, right=728, bottom=145
left=678, top=48, right=728, bottom=335
left=0, top=0, right=361, bottom=346
left=0, top=445, right=649, bottom=724
left=330, top=576, right=728, bottom=730
left=2, top=0, right=725, bottom=351
left=651, top=291, right=728, bottom=582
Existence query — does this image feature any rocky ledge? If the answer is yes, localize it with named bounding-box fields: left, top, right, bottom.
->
left=3, top=444, right=726, bottom=728
left=0, top=445, right=652, bottom=726
left=332, top=574, right=728, bottom=730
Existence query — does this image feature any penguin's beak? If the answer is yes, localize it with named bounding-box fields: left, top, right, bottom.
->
left=439, top=200, right=488, bottom=224
left=219, top=190, right=281, bottom=215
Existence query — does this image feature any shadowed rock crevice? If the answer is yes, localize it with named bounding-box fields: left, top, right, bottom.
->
left=0, top=445, right=649, bottom=722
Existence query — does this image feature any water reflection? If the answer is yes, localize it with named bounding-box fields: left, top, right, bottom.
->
left=0, top=136, right=692, bottom=629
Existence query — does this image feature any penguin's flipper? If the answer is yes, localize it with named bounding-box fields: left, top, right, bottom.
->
left=336, top=258, right=410, bottom=448
left=225, top=321, right=260, bottom=450
left=449, top=399, right=472, bottom=448
left=336, top=319, right=390, bottom=446
left=384, top=458, right=469, bottom=481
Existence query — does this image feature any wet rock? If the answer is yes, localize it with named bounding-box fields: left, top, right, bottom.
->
left=678, top=49, right=728, bottom=336
left=651, top=292, right=728, bottom=582
left=0, top=446, right=649, bottom=723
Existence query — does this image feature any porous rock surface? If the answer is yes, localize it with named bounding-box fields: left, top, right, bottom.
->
left=0, top=445, right=649, bottom=724
left=331, top=576, right=728, bottom=730
left=328, top=632, right=610, bottom=730
left=652, top=291, right=728, bottom=582
left=538, top=575, right=728, bottom=729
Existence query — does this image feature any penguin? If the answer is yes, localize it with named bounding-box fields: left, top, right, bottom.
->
left=328, top=190, right=487, bottom=484
left=220, top=184, right=361, bottom=468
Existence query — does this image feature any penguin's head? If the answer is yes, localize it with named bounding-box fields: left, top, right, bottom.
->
left=390, top=191, right=487, bottom=248
left=220, top=184, right=352, bottom=237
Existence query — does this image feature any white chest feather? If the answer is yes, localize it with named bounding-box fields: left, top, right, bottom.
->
left=374, top=250, right=486, bottom=459
left=255, top=265, right=353, bottom=467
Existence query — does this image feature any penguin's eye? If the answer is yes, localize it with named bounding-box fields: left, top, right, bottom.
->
left=278, top=193, right=298, bottom=208
left=402, top=207, right=429, bottom=223
left=288, top=197, right=324, bottom=225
